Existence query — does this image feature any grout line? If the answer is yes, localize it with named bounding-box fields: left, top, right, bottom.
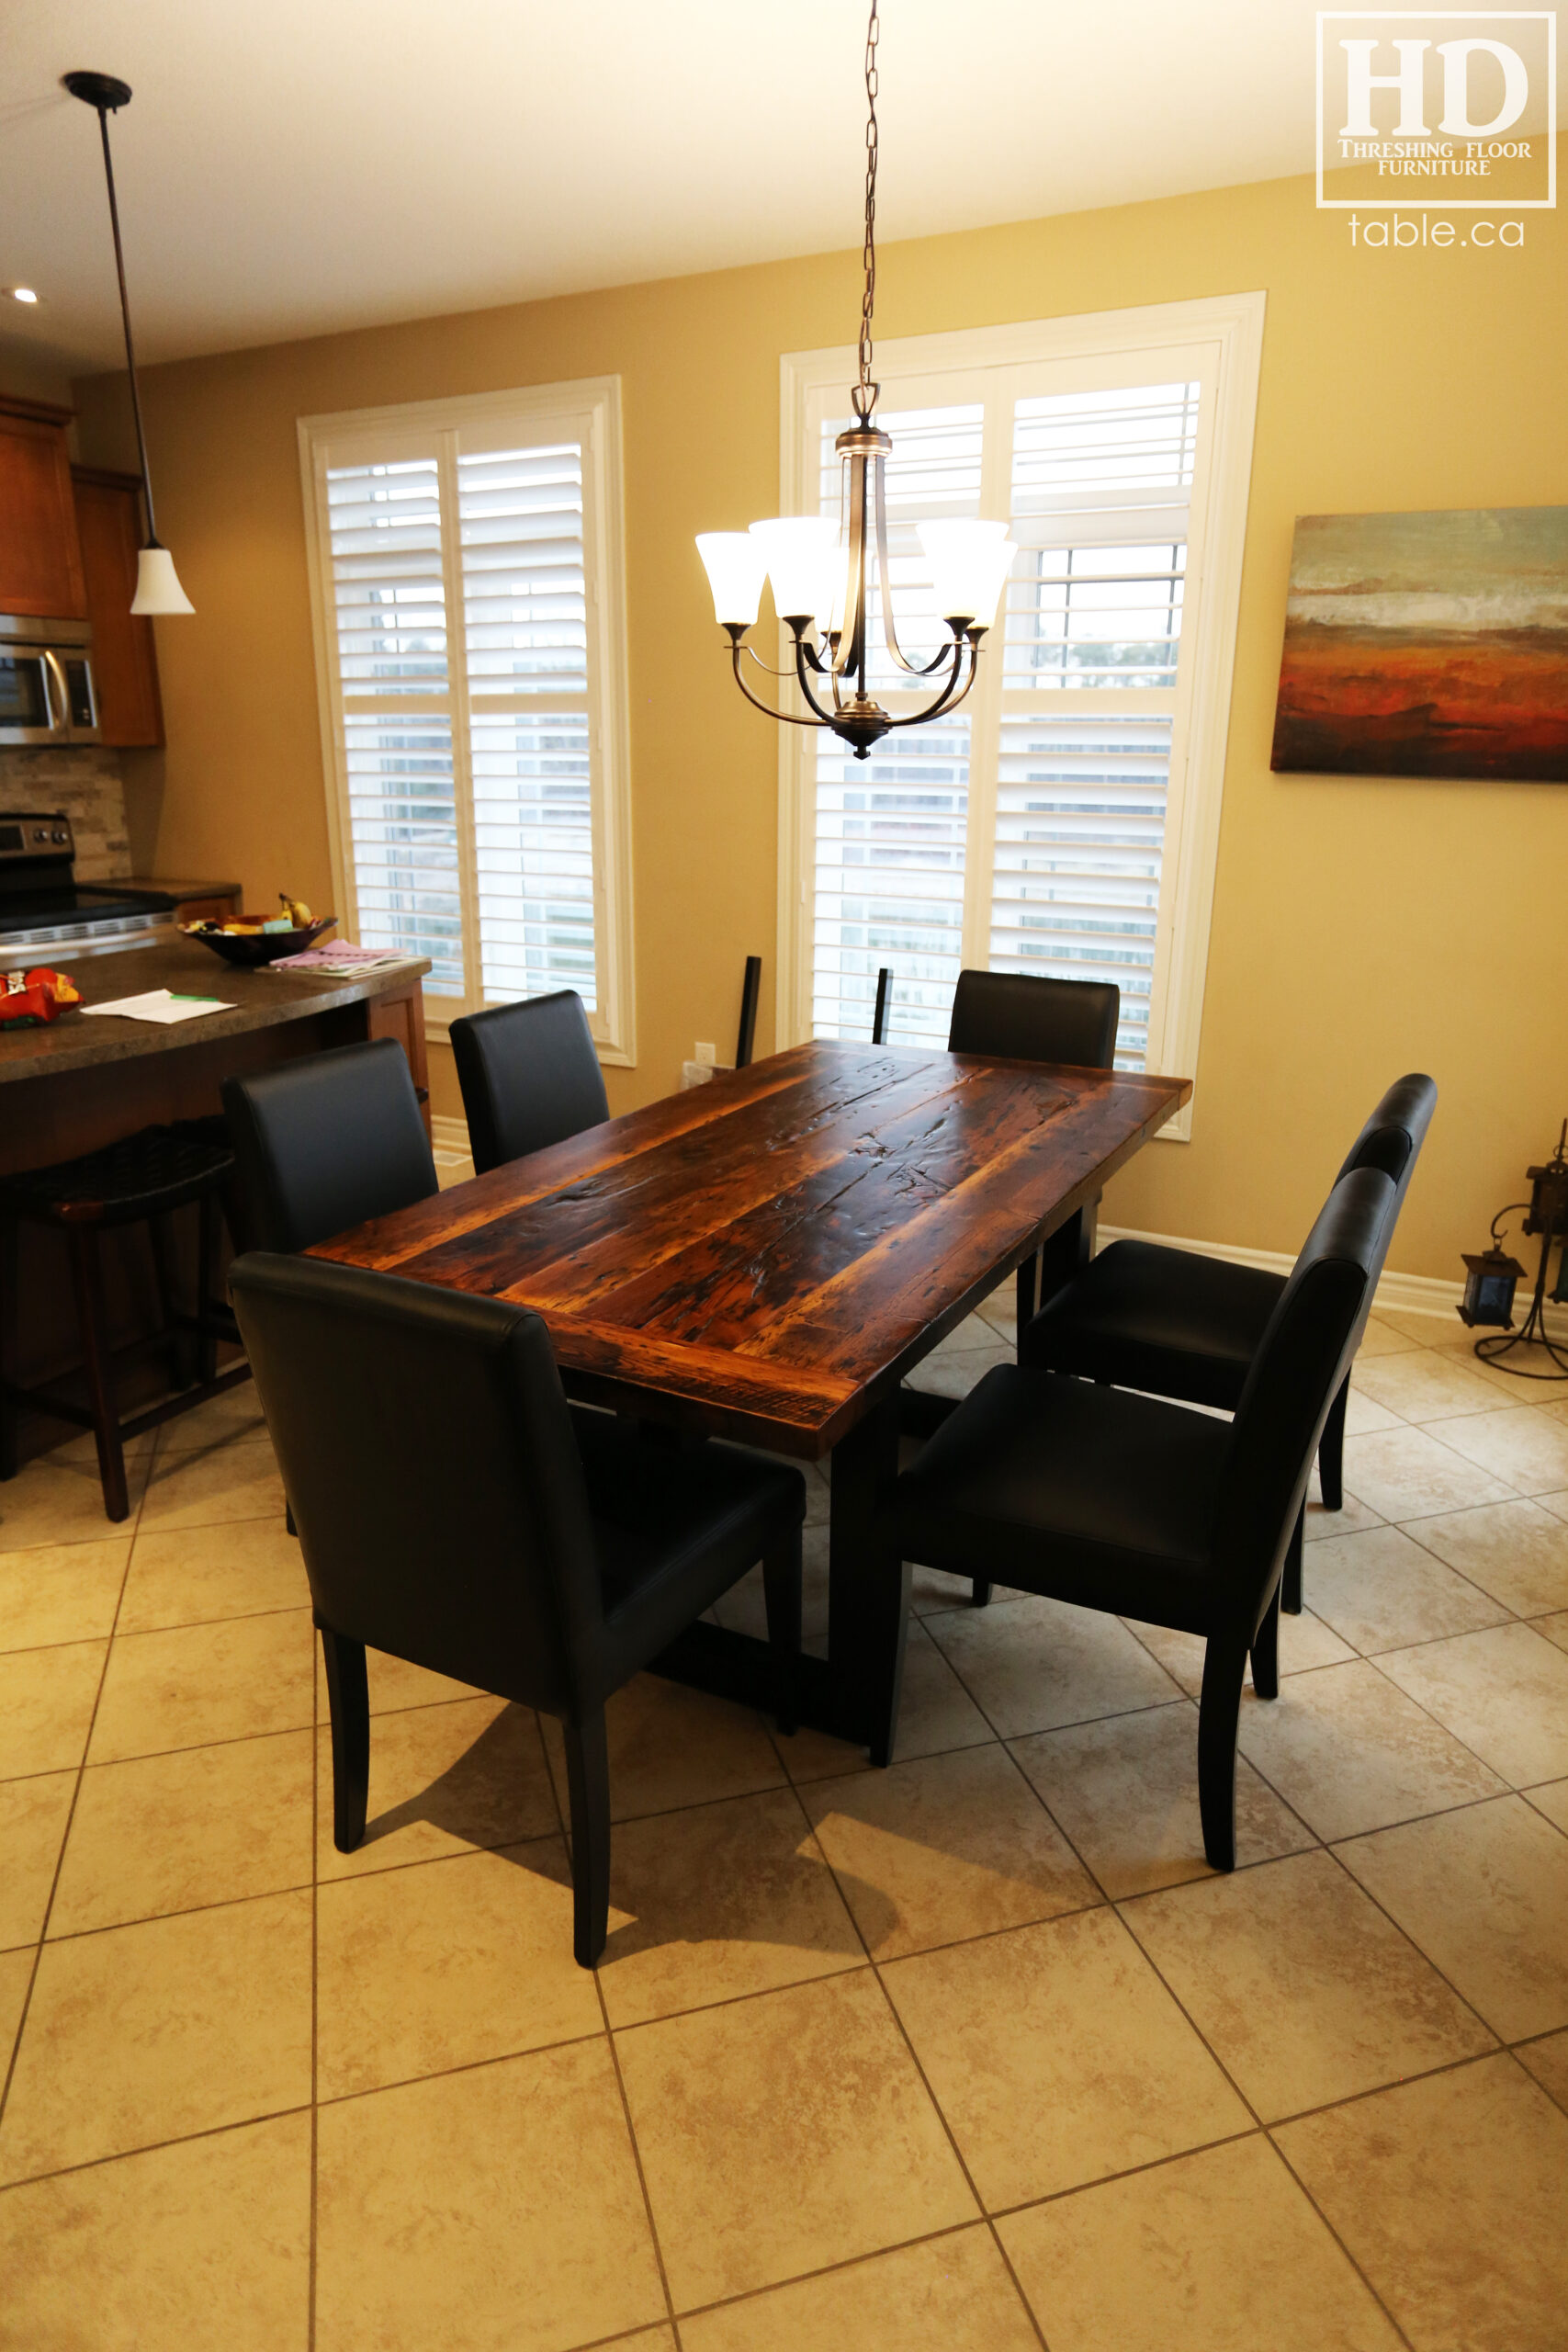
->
left=308, top=1632, right=320, bottom=2352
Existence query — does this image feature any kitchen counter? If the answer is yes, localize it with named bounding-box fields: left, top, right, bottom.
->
left=118, top=874, right=243, bottom=903
left=1, top=937, right=428, bottom=1081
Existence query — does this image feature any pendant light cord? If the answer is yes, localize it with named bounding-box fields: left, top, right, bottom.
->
left=855, top=0, right=879, bottom=421
left=93, top=99, right=161, bottom=546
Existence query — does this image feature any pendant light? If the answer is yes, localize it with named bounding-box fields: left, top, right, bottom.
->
left=63, top=70, right=194, bottom=616
left=696, top=2, right=1014, bottom=759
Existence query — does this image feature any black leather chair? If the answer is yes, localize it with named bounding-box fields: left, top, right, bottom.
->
left=449, top=989, right=609, bottom=1175
left=895, top=1167, right=1395, bottom=1871
left=1021, top=1073, right=1437, bottom=1610
left=221, top=1038, right=439, bottom=1253
left=229, top=1251, right=805, bottom=1967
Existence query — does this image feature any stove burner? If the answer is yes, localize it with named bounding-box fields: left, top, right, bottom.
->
left=0, top=811, right=176, bottom=959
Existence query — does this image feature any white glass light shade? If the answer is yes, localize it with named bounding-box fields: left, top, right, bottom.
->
left=918, top=521, right=1017, bottom=629
left=696, top=533, right=768, bottom=628
left=130, top=546, right=195, bottom=616
left=749, top=515, right=840, bottom=625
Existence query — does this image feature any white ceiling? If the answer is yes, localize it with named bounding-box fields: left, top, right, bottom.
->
left=0, top=0, right=1541, bottom=382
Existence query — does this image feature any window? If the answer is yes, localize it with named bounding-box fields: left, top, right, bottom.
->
left=778, top=298, right=1264, bottom=1129
left=299, top=380, right=635, bottom=1061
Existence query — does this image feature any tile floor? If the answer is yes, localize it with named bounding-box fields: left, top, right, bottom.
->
left=3, top=1303, right=1568, bottom=2348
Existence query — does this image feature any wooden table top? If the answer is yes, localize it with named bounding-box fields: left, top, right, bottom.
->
left=313, top=1040, right=1191, bottom=1457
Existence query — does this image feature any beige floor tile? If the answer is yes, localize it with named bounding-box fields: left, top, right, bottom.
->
left=1336, top=1795, right=1568, bottom=2041
left=38, top=1421, right=159, bottom=1472
left=779, top=1620, right=995, bottom=1782
left=1304, top=1523, right=1512, bottom=1653
left=1342, top=1386, right=1404, bottom=1436
left=0, top=1889, right=312, bottom=2182
left=315, top=1641, right=488, bottom=1719
left=49, top=1729, right=314, bottom=1938
left=1011, top=1702, right=1314, bottom=1899
left=1539, top=1609, right=1568, bottom=1652
left=1525, top=1776, right=1568, bottom=1831
left=908, top=1561, right=980, bottom=1616
left=316, top=1836, right=600, bottom=2098
left=0, top=1946, right=31, bottom=2074
left=927, top=1593, right=1183, bottom=1739
left=90, top=1608, right=315, bottom=1762
left=1235, top=1659, right=1506, bottom=1839
left=137, top=1443, right=287, bottom=1533
left=598, top=1786, right=862, bottom=2028
left=1407, top=1498, right=1568, bottom=1616
left=1354, top=1349, right=1511, bottom=1423
left=1431, top=1406, right=1568, bottom=1498
left=1376, top=1623, right=1568, bottom=1785
left=153, top=1382, right=271, bottom=1453
left=1000, top=2134, right=1404, bottom=2352
left=1514, top=2030, right=1568, bottom=2111
left=1122, top=1849, right=1493, bottom=2121
left=617, top=1969, right=974, bottom=2310
left=1371, top=1308, right=1460, bottom=1345
left=1276, top=2054, right=1568, bottom=2352
left=0, top=1639, right=107, bottom=1778
left=1433, top=1336, right=1566, bottom=1395
left=315, top=2040, right=665, bottom=2352
left=711, top=1530, right=830, bottom=1655
left=883, top=1907, right=1248, bottom=2210
left=118, top=1517, right=308, bottom=1633
left=540, top=1673, right=784, bottom=1824
left=317, top=1695, right=558, bottom=1878
left=1338, top=1426, right=1515, bottom=1522
left=1355, top=1315, right=1427, bottom=1357
left=1123, top=1609, right=1354, bottom=1698
left=0, top=1453, right=148, bottom=1552
left=0, top=1535, right=130, bottom=1653
left=913, top=1344, right=1014, bottom=1402
left=0, top=1770, right=73, bottom=1951
left=679, top=2224, right=1041, bottom=2352
left=1303, top=1484, right=1385, bottom=1541
left=0, top=2110, right=311, bottom=2352
left=801, top=1744, right=1097, bottom=1960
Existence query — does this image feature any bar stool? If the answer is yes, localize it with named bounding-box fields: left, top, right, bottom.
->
left=0, top=1119, right=250, bottom=1521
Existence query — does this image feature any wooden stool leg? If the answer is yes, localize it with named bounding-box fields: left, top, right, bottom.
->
left=67, top=1227, right=129, bottom=1523
left=197, top=1188, right=222, bottom=1385
left=563, top=1710, right=611, bottom=1969
left=147, top=1212, right=193, bottom=1391
left=319, top=1628, right=369, bottom=1851
left=0, top=1216, right=18, bottom=1482
left=761, top=1529, right=802, bottom=1735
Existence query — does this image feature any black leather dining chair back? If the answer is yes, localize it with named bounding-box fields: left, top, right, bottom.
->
left=449, top=989, right=610, bottom=1174
left=221, top=1038, right=438, bottom=1254
left=947, top=969, right=1121, bottom=1069
left=1213, top=1164, right=1396, bottom=1611
left=230, top=1250, right=805, bottom=1966
left=1337, top=1070, right=1438, bottom=1187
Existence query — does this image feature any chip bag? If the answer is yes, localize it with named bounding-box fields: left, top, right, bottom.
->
left=0, top=967, right=82, bottom=1030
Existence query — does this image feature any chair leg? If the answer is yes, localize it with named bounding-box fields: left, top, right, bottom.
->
left=1318, top=1374, right=1348, bottom=1513
left=67, top=1227, right=129, bottom=1523
left=761, top=1530, right=803, bottom=1735
left=196, top=1187, right=223, bottom=1385
left=1197, top=1628, right=1249, bottom=1871
left=563, top=1710, right=611, bottom=1970
left=1250, top=1580, right=1281, bottom=1701
left=286, top=1500, right=298, bottom=1539
left=1281, top=1504, right=1304, bottom=1616
left=1015, top=1250, right=1039, bottom=1340
left=319, top=1628, right=369, bottom=1852
left=0, top=1216, right=18, bottom=1482
left=971, top=1579, right=993, bottom=1607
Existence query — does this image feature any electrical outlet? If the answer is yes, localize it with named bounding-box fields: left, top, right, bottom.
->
left=694, top=1041, right=717, bottom=1068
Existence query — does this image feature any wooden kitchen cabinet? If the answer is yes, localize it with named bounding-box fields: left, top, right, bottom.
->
left=72, top=467, right=164, bottom=746
left=0, top=398, right=86, bottom=619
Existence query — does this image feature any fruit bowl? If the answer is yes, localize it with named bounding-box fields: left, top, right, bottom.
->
left=180, top=916, right=337, bottom=968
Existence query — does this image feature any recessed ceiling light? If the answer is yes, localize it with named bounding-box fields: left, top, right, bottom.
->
left=5, top=287, right=41, bottom=305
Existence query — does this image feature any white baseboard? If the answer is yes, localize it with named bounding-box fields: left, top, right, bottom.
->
left=1098, top=1222, right=1568, bottom=1342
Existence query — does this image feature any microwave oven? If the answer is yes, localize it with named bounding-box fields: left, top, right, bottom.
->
left=0, top=615, right=100, bottom=747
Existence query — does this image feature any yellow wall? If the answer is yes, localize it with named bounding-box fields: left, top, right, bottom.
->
left=73, top=164, right=1568, bottom=1282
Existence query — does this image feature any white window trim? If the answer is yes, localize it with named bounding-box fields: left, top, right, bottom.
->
left=297, top=378, right=637, bottom=1067
left=774, top=294, right=1265, bottom=1138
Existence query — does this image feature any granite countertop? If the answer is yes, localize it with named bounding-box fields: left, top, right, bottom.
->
left=0, top=936, right=429, bottom=1082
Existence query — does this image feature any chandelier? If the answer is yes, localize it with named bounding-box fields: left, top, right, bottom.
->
left=696, top=2, right=1015, bottom=760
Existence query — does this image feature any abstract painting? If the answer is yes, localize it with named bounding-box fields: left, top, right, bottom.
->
left=1271, top=507, right=1568, bottom=782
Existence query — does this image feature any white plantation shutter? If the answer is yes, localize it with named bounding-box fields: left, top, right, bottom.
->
left=797, top=362, right=1207, bottom=1072
left=301, top=383, right=633, bottom=1057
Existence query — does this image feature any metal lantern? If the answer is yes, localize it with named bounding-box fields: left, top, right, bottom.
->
left=1458, top=1247, right=1527, bottom=1329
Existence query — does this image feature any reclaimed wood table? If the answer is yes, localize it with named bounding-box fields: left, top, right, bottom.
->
left=312, top=1040, right=1191, bottom=1761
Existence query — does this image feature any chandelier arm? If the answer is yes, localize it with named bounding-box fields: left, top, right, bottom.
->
left=741, top=639, right=816, bottom=684
left=729, top=642, right=828, bottom=729
left=883, top=639, right=979, bottom=728
left=794, top=636, right=846, bottom=726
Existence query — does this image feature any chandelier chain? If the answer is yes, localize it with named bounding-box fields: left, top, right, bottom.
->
left=856, top=0, right=879, bottom=416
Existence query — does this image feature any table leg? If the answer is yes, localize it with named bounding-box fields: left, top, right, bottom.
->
left=828, top=1390, right=909, bottom=1765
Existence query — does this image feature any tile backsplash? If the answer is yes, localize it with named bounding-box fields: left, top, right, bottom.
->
left=0, top=747, right=130, bottom=878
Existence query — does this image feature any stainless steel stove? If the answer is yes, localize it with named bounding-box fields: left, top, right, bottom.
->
left=0, top=813, right=176, bottom=960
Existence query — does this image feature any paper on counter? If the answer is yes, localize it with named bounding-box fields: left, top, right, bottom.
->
left=80, top=989, right=236, bottom=1025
